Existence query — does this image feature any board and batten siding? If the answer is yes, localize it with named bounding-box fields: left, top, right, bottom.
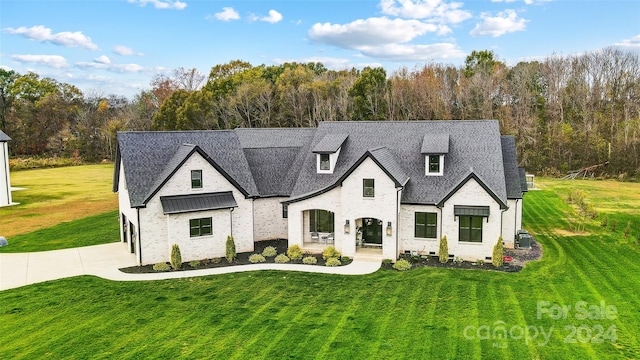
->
left=136, top=152, right=254, bottom=265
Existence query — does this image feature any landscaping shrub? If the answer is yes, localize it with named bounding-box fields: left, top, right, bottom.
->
left=287, top=245, right=303, bottom=260
left=170, top=244, right=182, bottom=270
left=476, top=259, right=485, bottom=266
left=152, top=262, right=170, bottom=271
left=212, top=257, right=222, bottom=264
left=275, top=254, right=290, bottom=263
left=393, top=259, right=412, bottom=271
left=189, top=260, right=200, bottom=268
left=302, top=256, right=318, bottom=265
left=325, top=257, right=341, bottom=266
left=438, top=236, right=448, bottom=264
left=341, top=256, right=350, bottom=263
left=454, top=256, right=464, bottom=264
left=382, top=259, right=393, bottom=265
left=262, top=246, right=277, bottom=257
left=249, top=254, right=266, bottom=263
left=322, top=246, right=341, bottom=260
left=226, top=235, right=236, bottom=263
left=492, top=236, right=504, bottom=267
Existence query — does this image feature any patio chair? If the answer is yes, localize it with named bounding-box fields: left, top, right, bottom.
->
left=325, top=232, right=335, bottom=244
left=311, top=232, right=320, bottom=242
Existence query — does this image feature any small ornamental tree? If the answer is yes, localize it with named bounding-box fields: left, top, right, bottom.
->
left=170, top=244, right=182, bottom=270
left=226, top=235, right=236, bottom=263
left=438, top=235, right=448, bottom=264
left=492, top=236, right=504, bottom=267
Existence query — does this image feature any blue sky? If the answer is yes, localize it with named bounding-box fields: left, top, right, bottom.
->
left=1, top=0, right=639, bottom=98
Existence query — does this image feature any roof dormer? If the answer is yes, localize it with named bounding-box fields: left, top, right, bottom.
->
left=312, top=134, right=348, bottom=174
left=421, top=134, right=449, bottom=176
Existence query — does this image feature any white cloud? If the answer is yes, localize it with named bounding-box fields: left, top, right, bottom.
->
left=524, top=0, right=553, bottom=4
left=11, top=54, right=69, bottom=68
left=358, top=43, right=465, bottom=60
left=94, top=55, right=111, bottom=64
left=128, top=0, right=186, bottom=10
left=4, top=25, right=98, bottom=50
left=309, top=17, right=439, bottom=48
left=612, top=34, right=640, bottom=50
left=212, top=7, right=240, bottom=21
left=261, top=10, right=283, bottom=24
left=113, top=45, right=143, bottom=56
left=470, top=10, right=527, bottom=37
left=379, top=0, right=471, bottom=23
left=491, top=0, right=517, bottom=2
left=76, top=61, right=145, bottom=73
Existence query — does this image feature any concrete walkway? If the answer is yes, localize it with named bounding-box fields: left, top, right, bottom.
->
left=0, top=242, right=382, bottom=291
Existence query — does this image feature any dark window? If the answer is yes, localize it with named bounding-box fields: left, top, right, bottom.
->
left=459, top=216, right=483, bottom=242
left=320, top=154, right=330, bottom=170
left=415, top=212, right=437, bottom=238
left=190, top=217, right=212, bottom=237
left=363, top=179, right=375, bottom=197
left=191, top=170, right=202, bottom=189
left=309, top=209, right=334, bottom=233
left=282, top=204, right=288, bottom=218
left=429, top=155, right=440, bottom=173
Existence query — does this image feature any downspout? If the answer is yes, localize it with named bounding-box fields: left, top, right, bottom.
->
left=396, top=187, right=401, bottom=259
left=136, top=208, right=142, bottom=265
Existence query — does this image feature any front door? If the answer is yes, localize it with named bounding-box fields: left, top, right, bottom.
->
left=361, top=218, right=382, bottom=245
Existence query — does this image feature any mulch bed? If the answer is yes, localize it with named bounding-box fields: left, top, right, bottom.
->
left=120, top=239, right=352, bottom=274
left=381, top=239, right=543, bottom=273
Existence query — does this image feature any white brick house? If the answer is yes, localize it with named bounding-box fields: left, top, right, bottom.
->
left=114, top=121, right=526, bottom=265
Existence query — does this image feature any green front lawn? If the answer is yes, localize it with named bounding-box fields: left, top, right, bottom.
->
left=0, top=210, right=120, bottom=252
left=0, top=180, right=639, bottom=359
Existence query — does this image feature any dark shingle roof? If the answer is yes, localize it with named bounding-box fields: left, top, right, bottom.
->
left=289, top=120, right=508, bottom=205
left=312, top=134, right=349, bottom=154
left=0, top=130, right=11, bottom=142
left=115, top=120, right=519, bottom=208
left=421, top=133, right=449, bottom=154
left=160, top=192, right=237, bottom=214
left=501, top=136, right=523, bottom=199
left=519, top=168, right=528, bottom=192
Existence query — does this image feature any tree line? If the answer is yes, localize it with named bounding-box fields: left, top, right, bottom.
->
left=1, top=48, right=639, bottom=176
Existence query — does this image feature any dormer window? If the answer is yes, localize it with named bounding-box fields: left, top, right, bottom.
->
left=320, top=154, right=330, bottom=171
left=313, top=134, right=348, bottom=174
left=421, top=134, right=449, bottom=177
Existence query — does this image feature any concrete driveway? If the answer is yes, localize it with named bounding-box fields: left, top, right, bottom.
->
left=1, top=242, right=382, bottom=291
left=0, top=242, right=137, bottom=291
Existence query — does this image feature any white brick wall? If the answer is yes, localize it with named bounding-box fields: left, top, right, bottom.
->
left=440, top=178, right=503, bottom=261
left=288, top=157, right=400, bottom=259
left=129, top=152, right=254, bottom=265
left=399, top=204, right=441, bottom=255
left=253, top=197, right=288, bottom=241
left=0, top=142, right=12, bottom=206
left=501, top=199, right=521, bottom=248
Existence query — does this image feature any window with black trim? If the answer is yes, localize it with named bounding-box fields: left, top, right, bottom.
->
left=415, top=212, right=437, bottom=238
left=459, top=215, right=483, bottom=242
left=282, top=204, right=288, bottom=218
left=363, top=179, right=375, bottom=197
left=190, top=217, right=212, bottom=237
left=309, top=209, right=334, bottom=233
left=429, top=155, right=440, bottom=173
left=191, top=170, right=202, bottom=189
left=320, top=154, right=330, bottom=170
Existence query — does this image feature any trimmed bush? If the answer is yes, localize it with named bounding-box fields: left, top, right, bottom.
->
left=249, top=253, right=266, bottom=263
left=325, top=257, right=341, bottom=267
left=287, top=245, right=303, bottom=260
left=188, top=260, right=200, bottom=268
left=492, top=236, right=504, bottom=267
left=226, top=235, right=236, bottom=263
left=341, top=256, right=350, bottom=263
left=262, top=246, right=277, bottom=257
left=275, top=254, right=290, bottom=263
left=393, top=259, right=412, bottom=271
left=170, top=244, right=182, bottom=270
left=438, top=235, right=448, bottom=264
left=322, top=246, right=341, bottom=260
left=152, top=262, right=170, bottom=271
left=302, top=256, right=318, bottom=265
left=382, top=259, right=393, bottom=265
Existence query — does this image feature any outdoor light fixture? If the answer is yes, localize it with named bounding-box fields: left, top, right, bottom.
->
left=344, top=220, right=350, bottom=234
left=386, top=222, right=392, bottom=236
